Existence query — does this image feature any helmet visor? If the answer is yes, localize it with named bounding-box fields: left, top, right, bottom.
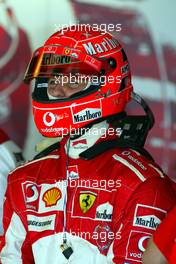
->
left=24, top=45, right=106, bottom=84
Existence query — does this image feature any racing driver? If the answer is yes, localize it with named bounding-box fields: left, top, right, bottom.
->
left=0, top=25, right=176, bottom=264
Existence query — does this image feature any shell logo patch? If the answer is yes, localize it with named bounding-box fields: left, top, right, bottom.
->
left=79, top=191, right=97, bottom=213
left=42, top=187, right=62, bottom=207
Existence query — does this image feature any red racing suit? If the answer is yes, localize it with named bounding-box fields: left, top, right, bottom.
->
left=0, top=135, right=176, bottom=264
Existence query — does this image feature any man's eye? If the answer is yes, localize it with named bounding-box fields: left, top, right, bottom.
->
left=49, top=79, right=56, bottom=86
left=69, top=82, right=79, bottom=88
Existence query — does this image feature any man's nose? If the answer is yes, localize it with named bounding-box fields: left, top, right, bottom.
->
left=54, top=84, right=73, bottom=98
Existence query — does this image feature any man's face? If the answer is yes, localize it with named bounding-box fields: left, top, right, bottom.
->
left=47, top=75, right=89, bottom=99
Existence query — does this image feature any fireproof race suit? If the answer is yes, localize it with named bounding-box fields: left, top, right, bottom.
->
left=0, top=129, right=24, bottom=236
left=0, top=125, right=176, bottom=264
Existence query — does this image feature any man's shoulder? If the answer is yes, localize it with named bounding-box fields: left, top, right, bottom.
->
left=111, top=148, right=166, bottom=183
left=8, top=151, right=60, bottom=181
left=111, top=148, right=176, bottom=208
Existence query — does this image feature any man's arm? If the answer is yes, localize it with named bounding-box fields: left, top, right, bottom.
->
left=0, top=178, right=34, bottom=264
left=142, top=238, right=167, bottom=264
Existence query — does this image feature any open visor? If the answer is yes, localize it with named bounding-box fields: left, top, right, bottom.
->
left=24, top=45, right=113, bottom=84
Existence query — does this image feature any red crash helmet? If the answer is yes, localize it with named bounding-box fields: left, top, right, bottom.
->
left=24, top=25, right=133, bottom=137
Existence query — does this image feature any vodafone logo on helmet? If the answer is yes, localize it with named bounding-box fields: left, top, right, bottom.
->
left=43, top=112, right=56, bottom=127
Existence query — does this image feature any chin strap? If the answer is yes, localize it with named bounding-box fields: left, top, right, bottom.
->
left=80, top=92, right=155, bottom=161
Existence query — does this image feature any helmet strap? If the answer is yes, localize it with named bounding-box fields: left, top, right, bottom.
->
left=79, top=92, right=155, bottom=160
